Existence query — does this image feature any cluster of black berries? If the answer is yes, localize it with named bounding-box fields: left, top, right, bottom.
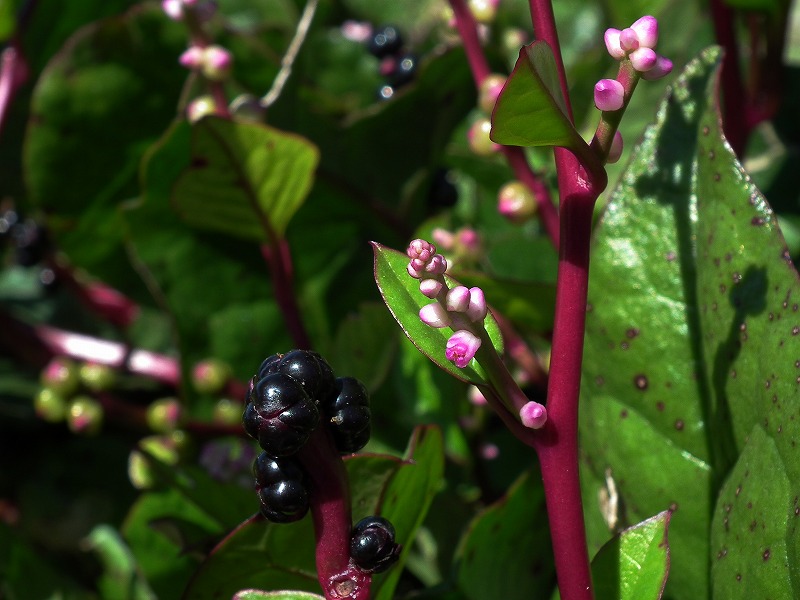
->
left=243, top=350, right=399, bottom=572
left=367, top=25, right=418, bottom=100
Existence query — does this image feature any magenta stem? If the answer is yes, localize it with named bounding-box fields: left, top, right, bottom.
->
left=260, top=241, right=312, bottom=349
left=0, top=42, right=28, bottom=138
left=297, top=427, right=371, bottom=599
left=447, top=0, right=560, bottom=247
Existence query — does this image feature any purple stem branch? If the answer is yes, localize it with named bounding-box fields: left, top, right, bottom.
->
left=260, top=240, right=312, bottom=349
left=0, top=42, right=28, bottom=139
left=297, top=427, right=371, bottom=600
left=447, top=0, right=560, bottom=248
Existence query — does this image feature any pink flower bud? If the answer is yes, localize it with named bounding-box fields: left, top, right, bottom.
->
left=456, top=228, right=481, bottom=255
left=419, top=279, right=443, bottom=298
left=629, top=47, right=657, bottom=72
left=604, top=28, right=625, bottom=60
left=468, top=385, right=488, bottom=406
left=341, top=20, right=373, bottom=43
left=619, top=28, right=639, bottom=52
left=186, top=95, right=217, bottom=122
left=420, top=303, right=451, bottom=328
left=520, top=401, right=547, bottom=429
left=447, top=286, right=471, bottom=313
left=594, top=79, right=624, bottom=112
left=445, top=330, right=481, bottom=368
left=425, top=254, right=448, bottom=274
left=162, top=0, right=184, bottom=20
left=498, top=181, right=536, bottom=223
left=478, top=73, right=506, bottom=115
left=466, top=287, right=488, bottom=322
left=407, top=262, right=425, bottom=279
left=179, top=46, right=205, bottom=70
left=607, top=131, right=623, bottom=164
left=202, top=45, right=232, bottom=81
left=641, top=55, right=673, bottom=80
left=431, top=228, right=455, bottom=250
left=631, top=15, right=658, bottom=49
left=407, top=239, right=437, bottom=262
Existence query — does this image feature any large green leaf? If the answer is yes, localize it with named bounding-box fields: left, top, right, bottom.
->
left=372, top=243, right=504, bottom=385
left=580, top=48, right=723, bottom=598
left=83, top=525, right=157, bottom=600
left=490, top=41, right=582, bottom=149
left=693, top=69, right=800, bottom=597
left=591, top=511, right=671, bottom=600
left=454, top=472, right=554, bottom=600
left=169, top=117, right=319, bottom=242
left=23, top=5, right=185, bottom=292
left=233, top=592, right=325, bottom=600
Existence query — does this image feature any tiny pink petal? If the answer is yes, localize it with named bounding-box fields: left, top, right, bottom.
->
left=607, top=131, right=624, bottom=164
left=407, top=239, right=437, bottom=262
left=604, top=28, right=625, bottom=60
left=466, top=287, right=488, bottom=322
left=179, top=46, right=204, bottom=69
left=468, top=385, right=488, bottom=406
left=594, top=79, right=624, bottom=112
left=520, top=401, right=548, bottom=429
left=445, top=330, right=481, bottom=368
left=446, top=286, right=471, bottom=313
left=629, top=47, right=657, bottom=72
left=619, top=28, right=639, bottom=52
left=425, top=254, right=448, bottom=274
left=641, top=55, right=673, bottom=80
left=419, top=279, right=443, bottom=298
left=204, top=45, right=232, bottom=71
left=162, top=0, right=184, bottom=20
left=419, top=303, right=450, bottom=328
left=407, top=262, right=424, bottom=279
left=631, top=15, right=658, bottom=49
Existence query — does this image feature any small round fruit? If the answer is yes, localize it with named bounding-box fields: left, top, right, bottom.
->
left=243, top=372, right=320, bottom=456
left=40, top=357, right=80, bottom=398
left=128, top=432, right=188, bottom=489
left=78, top=362, right=116, bottom=392
left=192, top=358, right=232, bottom=395
left=253, top=452, right=309, bottom=523
left=276, top=350, right=337, bottom=402
left=497, top=180, right=537, bottom=223
left=478, top=73, right=506, bottom=115
left=467, top=118, right=500, bottom=156
left=325, top=377, right=371, bottom=454
left=469, top=0, right=498, bottom=24
left=146, top=397, right=184, bottom=433
left=213, top=398, right=242, bottom=425
left=67, top=396, right=103, bottom=435
left=367, top=25, right=403, bottom=59
left=34, top=388, right=67, bottom=422
left=350, top=516, right=400, bottom=573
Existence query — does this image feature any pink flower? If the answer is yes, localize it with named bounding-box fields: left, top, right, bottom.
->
left=419, top=303, right=450, bottom=328
left=641, top=55, right=673, bottom=80
left=445, top=330, right=481, bottom=368
left=446, top=286, right=471, bottom=313
left=425, top=254, right=447, bottom=275
left=466, top=287, right=488, bottom=322
left=594, top=79, right=624, bottom=112
left=604, top=29, right=625, bottom=59
left=407, top=239, right=437, bottom=263
left=631, top=15, right=659, bottom=49
left=520, top=401, right=547, bottom=429
left=629, top=47, right=657, bottom=72
left=619, top=28, right=639, bottom=52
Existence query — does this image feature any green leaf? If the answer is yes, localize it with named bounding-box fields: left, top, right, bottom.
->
left=591, top=511, right=671, bottom=600
left=23, top=5, right=186, bottom=292
left=233, top=592, right=325, bottom=600
left=170, top=117, right=319, bottom=241
left=693, top=60, right=800, bottom=596
left=372, top=243, right=504, bottom=385
left=83, top=525, right=156, bottom=600
left=454, top=472, right=554, bottom=600
left=580, top=48, right=724, bottom=598
left=490, top=41, right=581, bottom=149
left=722, top=0, right=782, bottom=11
left=371, top=426, right=445, bottom=600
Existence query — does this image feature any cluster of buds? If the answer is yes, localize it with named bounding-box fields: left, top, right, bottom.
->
left=604, top=16, right=672, bottom=80
left=407, top=240, right=487, bottom=369
left=431, top=227, right=482, bottom=267
left=179, top=44, right=233, bottom=81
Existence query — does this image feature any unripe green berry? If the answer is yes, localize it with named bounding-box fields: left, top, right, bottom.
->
left=34, top=388, right=67, bottom=422
left=467, top=118, right=500, bottom=157
left=78, top=362, right=116, bottom=392
left=128, top=431, right=188, bottom=489
left=213, top=398, right=242, bottom=426
left=191, top=358, right=232, bottom=395
left=497, top=181, right=537, bottom=223
left=478, top=74, right=506, bottom=115
left=41, top=357, right=80, bottom=398
left=187, top=95, right=217, bottom=123
left=469, top=0, right=497, bottom=24
left=67, top=396, right=103, bottom=435
left=146, top=397, right=184, bottom=433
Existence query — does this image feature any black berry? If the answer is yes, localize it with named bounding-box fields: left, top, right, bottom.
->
left=243, top=372, right=320, bottom=456
left=367, top=25, right=403, bottom=59
left=254, top=452, right=309, bottom=523
left=324, top=377, right=371, bottom=454
left=388, top=53, right=417, bottom=88
left=350, top=516, right=400, bottom=573
left=254, top=350, right=336, bottom=403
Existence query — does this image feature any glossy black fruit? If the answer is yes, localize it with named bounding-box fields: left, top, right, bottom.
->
left=324, top=377, right=371, bottom=454
left=254, top=452, right=309, bottom=523
left=254, top=350, right=336, bottom=403
left=350, top=516, right=400, bottom=573
left=367, top=25, right=403, bottom=59
left=243, top=372, right=320, bottom=456
left=388, top=53, right=417, bottom=88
